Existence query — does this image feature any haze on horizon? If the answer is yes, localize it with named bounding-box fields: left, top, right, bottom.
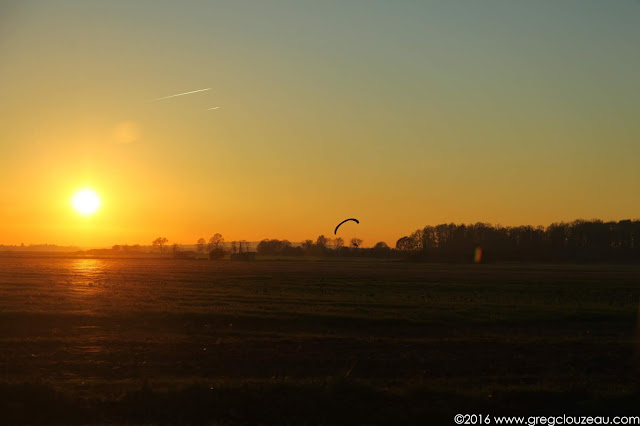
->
left=1, top=1, right=638, bottom=247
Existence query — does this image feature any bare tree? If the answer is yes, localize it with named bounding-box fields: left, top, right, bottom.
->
left=333, top=237, right=344, bottom=250
left=302, top=240, right=314, bottom=251
left=207, top=233, right=224, bottom=251
left=350, top=238, right=363, bottom=249
left=196, top=238, right=206, bottom=253
left=152, top=237, right=168, bottom=253
left=316, top=235, right=329, bottom=250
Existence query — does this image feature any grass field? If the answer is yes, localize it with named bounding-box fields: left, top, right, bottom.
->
left=1, top=255, right=639, bottom=424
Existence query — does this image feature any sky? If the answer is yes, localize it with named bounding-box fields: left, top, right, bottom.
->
left=1, top=0, right=639, bottom=247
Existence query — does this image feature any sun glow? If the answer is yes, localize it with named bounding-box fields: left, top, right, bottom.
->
left=72, top=189, right=101, bottom=215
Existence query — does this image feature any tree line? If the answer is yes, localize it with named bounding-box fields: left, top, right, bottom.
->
left=395, top=219, right=640, bottom=263
left=152, top=234, right=376, bottom=257
left=149, top=219, right=639, bottom=263
left=257, top=235, right=392, bottom=257
left=151, top=234, right=253, bottom=259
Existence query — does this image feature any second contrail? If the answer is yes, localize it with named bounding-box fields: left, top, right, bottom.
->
left=149, top=88, right=212, bottom=102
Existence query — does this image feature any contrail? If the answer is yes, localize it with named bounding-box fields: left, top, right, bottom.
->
left=205, top=106, right=220, bottom=111
left=148, top=88, right=212, bottom=102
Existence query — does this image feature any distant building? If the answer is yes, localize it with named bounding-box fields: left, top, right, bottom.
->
left=209, top=248, right=225, bottom=260
left=230, top=252, right=256, bottom=261
left=173, top=250, right=197, bottom=260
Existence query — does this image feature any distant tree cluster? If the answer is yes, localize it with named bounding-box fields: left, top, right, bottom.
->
left=395, top=220, right=640, bottom=263
left=151, top=234, right=229, bottom=259
left=195, top=233, right=225, bottom=259
left=256, top=239, right=301, bottom=256
left=256, top=235, right=393, bottom=257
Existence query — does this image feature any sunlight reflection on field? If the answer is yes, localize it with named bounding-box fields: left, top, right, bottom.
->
left=68, top=258, right=104, bottom=294
left=71, top=258, right=101, bottom=274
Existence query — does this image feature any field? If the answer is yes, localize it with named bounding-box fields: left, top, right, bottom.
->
left=1, top=255, right=639, bottom=424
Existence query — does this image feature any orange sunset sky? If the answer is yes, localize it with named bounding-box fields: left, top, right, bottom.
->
left=1, top=1, right=639, bottom=247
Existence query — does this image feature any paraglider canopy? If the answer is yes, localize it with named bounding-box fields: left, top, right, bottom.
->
left=334, top=218, right=359, bottom=235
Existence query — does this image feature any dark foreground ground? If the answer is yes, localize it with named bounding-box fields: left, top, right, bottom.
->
left=0, top=255, right=639, bottom=424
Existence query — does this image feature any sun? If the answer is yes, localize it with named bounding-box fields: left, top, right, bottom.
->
left=72, top=189, right=101, bottom=215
